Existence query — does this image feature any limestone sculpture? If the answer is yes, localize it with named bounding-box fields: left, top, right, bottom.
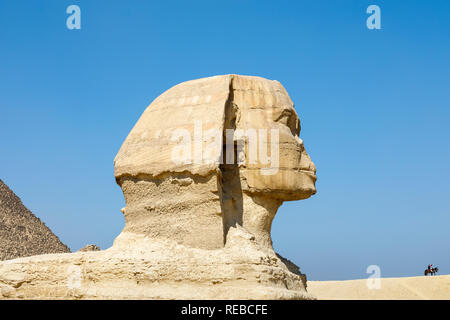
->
left=0, top=75, right=316, bottom=299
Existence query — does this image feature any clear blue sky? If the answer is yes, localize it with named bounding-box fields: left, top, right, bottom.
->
left=1, top=0, right=449, bottom=280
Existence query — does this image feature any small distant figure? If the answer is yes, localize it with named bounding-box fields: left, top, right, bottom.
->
left=424, top=264, right=439, bottom=276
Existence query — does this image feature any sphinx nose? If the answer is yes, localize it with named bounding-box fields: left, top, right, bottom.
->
left=297, top=138, right=316, bottom=172
left=304, top=156, right=316, bottom=172
left=307, top=158, right=316, bottom=172
left=301, top=152, right=316, bottom=172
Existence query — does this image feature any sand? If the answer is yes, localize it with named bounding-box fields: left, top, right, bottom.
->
left=307, top=275, right=450, bottom=300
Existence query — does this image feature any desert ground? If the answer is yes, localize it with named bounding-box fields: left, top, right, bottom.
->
left=308, top=275, right=450, bottom=300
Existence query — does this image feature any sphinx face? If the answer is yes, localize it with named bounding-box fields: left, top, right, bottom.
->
left=232, top=76, right=317, bottom=201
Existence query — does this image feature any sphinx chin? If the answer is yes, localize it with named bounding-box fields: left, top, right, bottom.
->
left=0, top=75, right=317, bottom=300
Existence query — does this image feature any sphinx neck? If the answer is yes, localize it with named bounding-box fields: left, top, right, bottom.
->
left=117, top=173, right=282, bottom=251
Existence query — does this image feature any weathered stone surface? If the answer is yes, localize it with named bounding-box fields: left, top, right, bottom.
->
left=0, top=75, right=317, bottom=300
left=0, top=179, right=70, bottom=261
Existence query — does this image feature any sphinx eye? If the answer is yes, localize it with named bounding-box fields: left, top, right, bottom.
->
left=275, top=109, right=293, bottom=126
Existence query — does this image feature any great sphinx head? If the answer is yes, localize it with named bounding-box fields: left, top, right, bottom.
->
left=114, top=75, right=316, bottom=250
left=0, top=75, right=316, bottom=300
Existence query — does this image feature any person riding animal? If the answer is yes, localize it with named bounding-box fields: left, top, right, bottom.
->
left=425, top=264, right=438, bottom=276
